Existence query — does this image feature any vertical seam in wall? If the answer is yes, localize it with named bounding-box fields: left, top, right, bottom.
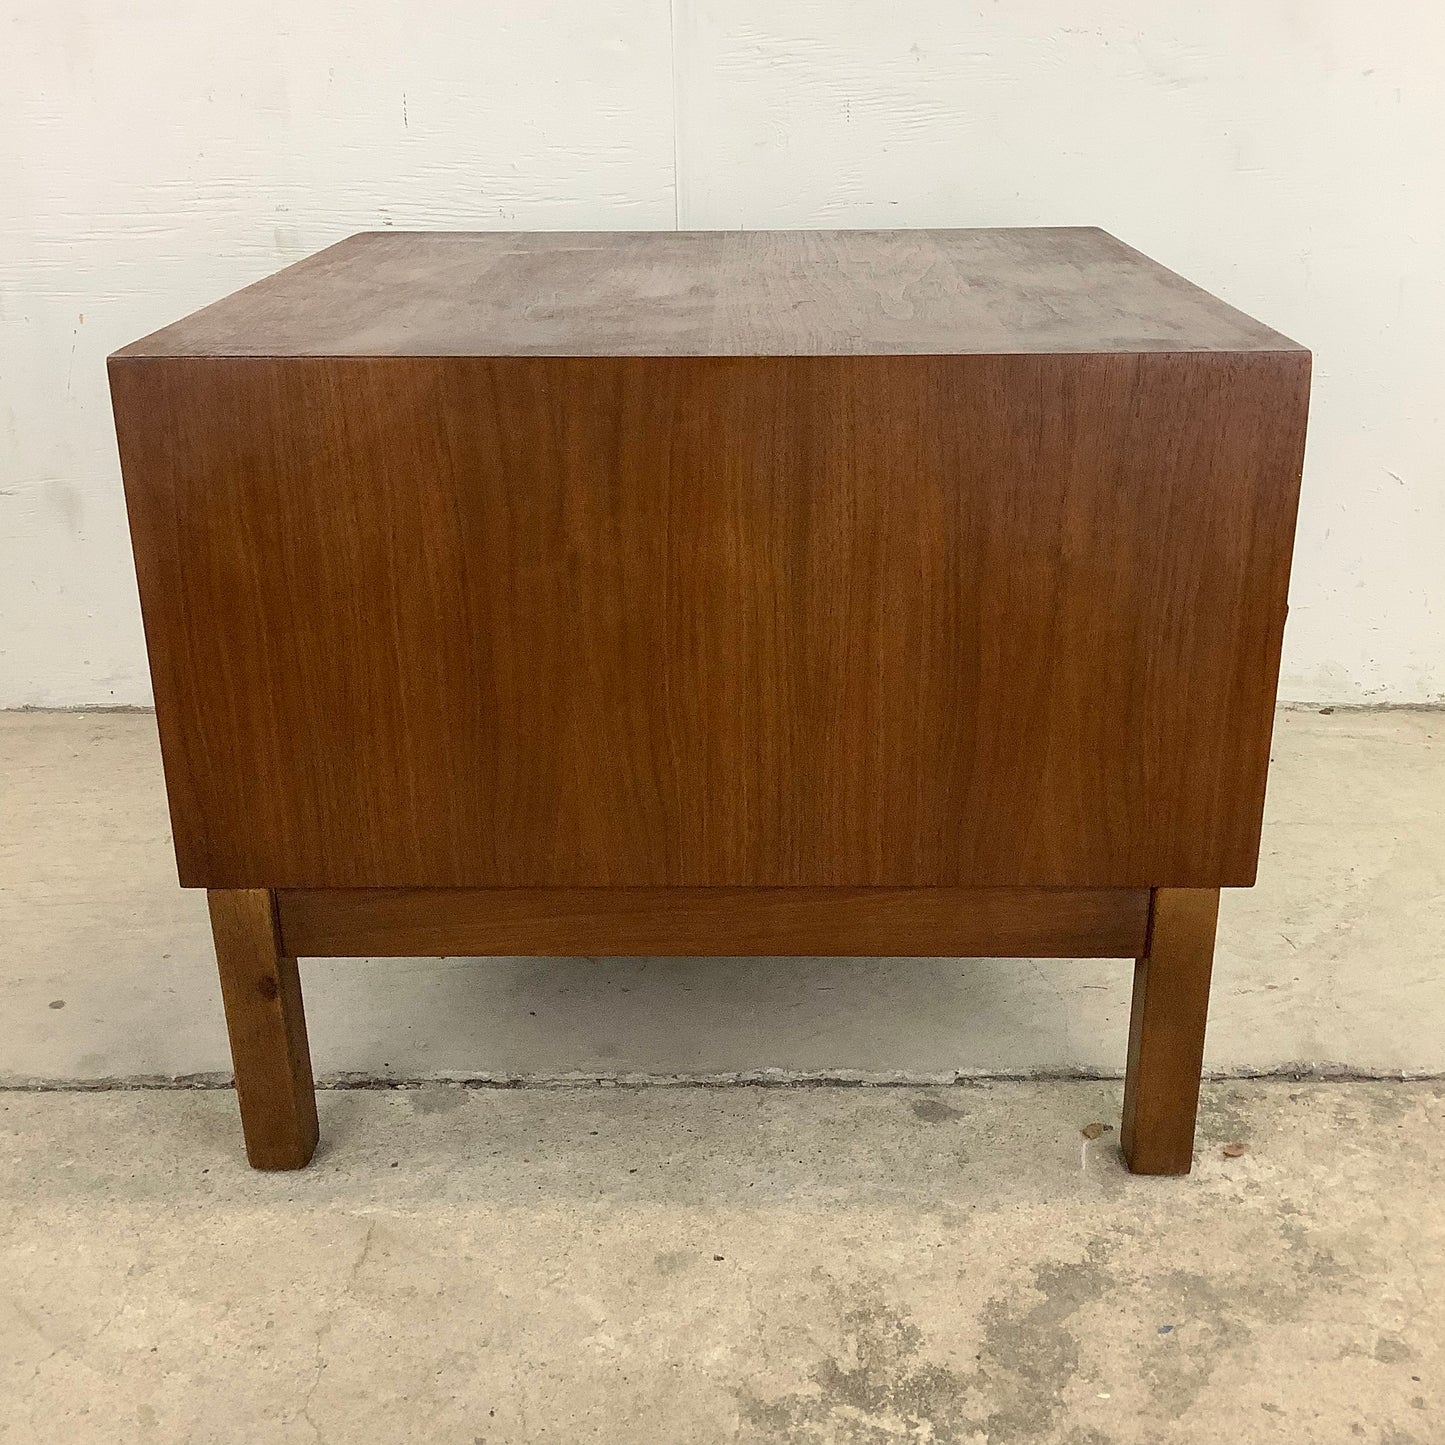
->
left=667, top=0, right=681, bottom=229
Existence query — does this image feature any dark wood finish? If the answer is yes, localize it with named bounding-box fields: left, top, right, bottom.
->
left=207, top=889, right=318, bottom=1170
left=110, top=237, right=1309, bottom=894
left=109, top=230, right=1309, bottom=1172
left=1120, top=887, right=1222, bottom=1175
left=111, top=228, right=1299, bottom=359
left=276, top=886, right=1150, bottom=960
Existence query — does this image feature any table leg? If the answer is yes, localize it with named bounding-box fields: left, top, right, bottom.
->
left=1120, top=887, right=1221, bottom=1175
left=207, top=888, right=319, bottom=1169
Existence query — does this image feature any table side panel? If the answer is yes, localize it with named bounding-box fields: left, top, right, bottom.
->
left=110, top=350, right=1309, bottom=889
left=276, top=886, right=1151, bottom=959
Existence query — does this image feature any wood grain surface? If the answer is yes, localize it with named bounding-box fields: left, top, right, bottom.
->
left=112, top=342, right=1309, bottom=891
left=206, top=889, right=318, bottom=1169
left=112, top=229, right=1304, bottom=360
left=1120, top=887, right=1222, bottom=1175
left=276, top=886, right=1150, bottom=960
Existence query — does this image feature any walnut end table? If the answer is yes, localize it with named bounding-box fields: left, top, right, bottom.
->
left=109, top=229, right=1309, bottom=1174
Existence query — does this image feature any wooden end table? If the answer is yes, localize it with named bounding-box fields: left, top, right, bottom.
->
left=109, top=229, right=1309, bottom=1173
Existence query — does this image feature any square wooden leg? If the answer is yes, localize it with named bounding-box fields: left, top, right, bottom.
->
left=1120, top=887, right=1221, bottom=1175
left=207, top=888, right=319, bottom=1169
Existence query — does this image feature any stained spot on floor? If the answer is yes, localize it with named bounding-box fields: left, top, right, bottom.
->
left=654, top=1250, right=691, bottom=1276
left=909, top=1097, right=965, bottom=1124
left=738, top=1247, right=1116, bottom=1443
left=1375, top=1334, right=1414, bottom=1364
left=738, top=1279, right=973, bottom=1443
left=972, top=1245, right=1111, bottom=1441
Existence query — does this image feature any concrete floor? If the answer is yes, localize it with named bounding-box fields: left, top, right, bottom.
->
left=2, top=1081, right=1442, bottom=1443
left=1, top=708, right=1443, bottom=1442
left=2, top=708, right=1443, bottom=1085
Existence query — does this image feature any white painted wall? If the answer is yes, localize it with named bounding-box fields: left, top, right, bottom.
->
left=3, top=2, right=1441, bottom=705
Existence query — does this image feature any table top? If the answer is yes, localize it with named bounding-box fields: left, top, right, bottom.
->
left=115, top=228, right=1302, bottom=361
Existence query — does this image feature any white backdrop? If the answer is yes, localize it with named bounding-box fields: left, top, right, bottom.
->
left=3, top=2, right=1440, bottom=705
